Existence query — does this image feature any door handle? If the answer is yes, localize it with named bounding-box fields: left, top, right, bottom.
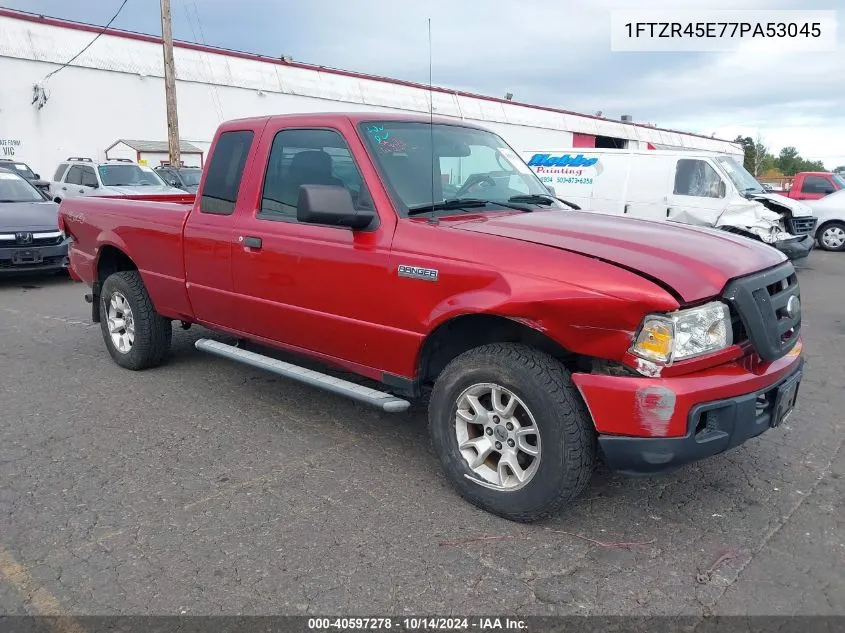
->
left=241, top=236, right=262, bottom=250
left=62, top=186, right=67, bottom=190
left=666, top=207, right=671, bottom=218
left=79, top=189, right=85, bottom=193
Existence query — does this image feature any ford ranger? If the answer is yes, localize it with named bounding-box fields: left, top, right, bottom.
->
left=59, top=113, right=805, bottom=521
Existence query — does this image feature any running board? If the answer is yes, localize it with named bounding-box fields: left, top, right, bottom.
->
left=194, top=339, right=411, bottom=413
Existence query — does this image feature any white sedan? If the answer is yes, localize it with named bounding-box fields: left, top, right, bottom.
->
left=807, top=189, right=845, bottom=252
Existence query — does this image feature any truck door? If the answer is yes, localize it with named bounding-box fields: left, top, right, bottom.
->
left=230, top=124, right=398, bottom=371
left=183, top=128, right=256, bottom=329
left=797, top=175, right=837, bottom=200
left=665, top=158, right=729, bottom=227
left=623, top=156, right=676, bottom=220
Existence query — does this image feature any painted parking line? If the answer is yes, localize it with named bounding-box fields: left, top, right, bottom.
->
left=0, top=546, right=86, bottom=633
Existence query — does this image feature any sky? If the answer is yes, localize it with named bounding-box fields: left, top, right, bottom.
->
left=3, top=0, right=844, bottom=168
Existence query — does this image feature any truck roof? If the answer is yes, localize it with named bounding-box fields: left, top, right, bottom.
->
left=219, top=111, right=490, bottom=131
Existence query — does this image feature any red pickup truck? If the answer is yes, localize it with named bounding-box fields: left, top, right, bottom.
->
left=60, top=113, right=805, bottom=521
left=774, top=171, right=845, bottom=200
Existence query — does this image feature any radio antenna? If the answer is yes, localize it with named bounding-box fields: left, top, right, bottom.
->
left=427, top=18, right=438, bottom=225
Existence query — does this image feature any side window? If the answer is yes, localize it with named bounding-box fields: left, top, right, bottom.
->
left=200, top=130, right=254, bottom=215
left=81, top=167, right=98, bottom=188
left=259, top=128, right=371, bottom=221
left=674, top=159, right=724, bottom=198
left=65, top=166, right=84, bottom=185
left=802, top=176, right=834, bottom=194
left=53, top=163, right=69, bottom=181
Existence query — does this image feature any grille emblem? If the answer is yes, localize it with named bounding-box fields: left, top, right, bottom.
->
left=785, top=296, right=800, bottom=320
left=15, top=232, right=33, bottom=245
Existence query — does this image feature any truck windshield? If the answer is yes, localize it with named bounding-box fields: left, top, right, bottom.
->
left=714, top=156, right=765, bottom=195
left=98, top=164, right=166, bottom=187
left=0, top=171, right=44, bottom=202
left=358, top=121, right=556, bottom=215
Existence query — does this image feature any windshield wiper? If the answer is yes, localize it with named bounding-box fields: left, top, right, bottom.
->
left=407, top=198, right=534, bottom=217
left=509, top=193, right=581, bottom=210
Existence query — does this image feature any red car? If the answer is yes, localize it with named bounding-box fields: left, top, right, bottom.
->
left=59, top=113, right=805, bottom=521
left=777, top=171, right=845, bottom=200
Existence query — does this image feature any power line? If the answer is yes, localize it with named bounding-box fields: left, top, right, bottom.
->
left=42, top=0, right=130, bottom=81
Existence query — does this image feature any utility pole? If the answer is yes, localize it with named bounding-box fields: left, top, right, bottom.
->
left=160, top=0, right=181, bottom=167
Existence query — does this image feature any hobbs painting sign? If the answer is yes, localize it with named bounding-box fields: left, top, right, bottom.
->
left=1, top=138, right=23, bottom=156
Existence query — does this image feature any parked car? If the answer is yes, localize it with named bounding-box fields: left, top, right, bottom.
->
left=0, top=168, right=69, bottom=275
left=49, top=157, right=185, bottom=202
left=778, top=172, right=845, bottom=200
left=153, top=166, right=202, bottom=193
left=806, top=189, right=845, bottom=251
left=519, top=148, right=818, bottom=261
left=0, top=158, right=51, bottom=195
left=60, top=112, right=804, bottom=521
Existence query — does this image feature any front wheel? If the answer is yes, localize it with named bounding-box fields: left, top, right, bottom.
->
left=817, top=221, right=845, bottom=252
left=99, top=271, right=172, bottom=370
left=428, top=343, right=596, bottom=522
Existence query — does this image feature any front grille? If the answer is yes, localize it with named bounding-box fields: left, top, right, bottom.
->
left=786, top=216, right=818, bottom=236
left=0, top=235, right=64, bottom=248
left=722, top=262, right=801, bottom=362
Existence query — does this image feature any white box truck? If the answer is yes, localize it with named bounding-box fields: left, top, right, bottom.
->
left=520, top=148, right=817, bottom=260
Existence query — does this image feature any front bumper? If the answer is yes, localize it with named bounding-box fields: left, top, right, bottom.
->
left=774, top=234, right=814, bottom=260
left=572, top=340, right=804, bottom=475
left=0, top=242, right=70, bottom=275
left=597, top=358, right=803, bottom=474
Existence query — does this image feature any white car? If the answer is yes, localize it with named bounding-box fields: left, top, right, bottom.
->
left=49, top=157, right=184, bottom=202
left=807, top=188, right=845, bottom=252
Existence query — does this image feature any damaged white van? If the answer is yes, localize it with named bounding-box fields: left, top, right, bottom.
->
left=520, top=148, right=817, bottom=260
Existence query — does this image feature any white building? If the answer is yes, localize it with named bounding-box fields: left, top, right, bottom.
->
left=105, top=139, right=204, bottom=167
left=0, top=7, right=742, bottom=181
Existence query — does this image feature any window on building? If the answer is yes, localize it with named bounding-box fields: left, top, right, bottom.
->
left=200, top=130, right=254, bottom=215
left=801, top=176, right=835, bottom=195
left=674, top=159, right=725, bottom=198
left=259, top=128, right=371, bottom=221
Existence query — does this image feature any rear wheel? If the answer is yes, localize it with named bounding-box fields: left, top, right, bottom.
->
left=817, top=221, right=845, bottom=252
left=428, top=343, right=596, bottom=522
left=99, top=270, right=172, bottom=370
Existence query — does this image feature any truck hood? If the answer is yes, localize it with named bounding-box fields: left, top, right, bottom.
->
left=102, top=185, right=185, bottom=196
left=0, top=200, right=60, bottom=231
left=450, top=210, right=786, bottom=303
left=748, top=192, right=814, bottom=217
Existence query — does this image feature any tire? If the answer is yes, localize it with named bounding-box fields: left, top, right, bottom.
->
left=816, top=221, right=845, bottom=252
left=99, top=270, right=172, bottom=370
left=428, top=343, right=596, bottom=522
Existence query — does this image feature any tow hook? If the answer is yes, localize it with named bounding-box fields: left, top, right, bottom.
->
left=180, top=321, right=192, bottom=330
left=87, top=281, right=102, bottom=323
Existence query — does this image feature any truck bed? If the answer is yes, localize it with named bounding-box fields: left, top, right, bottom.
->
left=62, top=194, right=196, bottom=319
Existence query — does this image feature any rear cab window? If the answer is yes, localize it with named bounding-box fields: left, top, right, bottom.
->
left=65, top=166, right=84, bottom=185
left=53, top=163, right=69, bottom=182
left=801, top=176, right=834, bottom=194
left=200, top=130, right=255, bottom=215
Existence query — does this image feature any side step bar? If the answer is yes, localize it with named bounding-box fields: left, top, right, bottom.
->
left=194, top=339, right=411, bottom=413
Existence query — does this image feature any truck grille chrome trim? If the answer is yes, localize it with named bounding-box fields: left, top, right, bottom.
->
left=722, top=262, right=801, bottom=362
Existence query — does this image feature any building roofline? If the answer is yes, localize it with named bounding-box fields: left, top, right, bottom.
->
left=0, top=7, right=737, bottom=145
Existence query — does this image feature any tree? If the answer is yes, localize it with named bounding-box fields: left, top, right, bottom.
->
left=777, top=146, right=801, bottom=176
left=833, top=166, right=844, bottom=174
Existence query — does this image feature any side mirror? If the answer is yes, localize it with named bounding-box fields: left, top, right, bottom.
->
left=297, top=185, right=375, bottom=230
left=169, top=179, right=180, bottom=187
left=545, top=184, right=556, bottom=196
left=34, top=173, right=41, bottom=179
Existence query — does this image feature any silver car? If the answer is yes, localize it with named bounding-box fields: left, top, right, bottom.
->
left=49, top=157, right=185, bottom=202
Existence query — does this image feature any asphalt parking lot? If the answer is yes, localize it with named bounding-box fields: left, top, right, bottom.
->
left=0, top=253, right=842, bottom=618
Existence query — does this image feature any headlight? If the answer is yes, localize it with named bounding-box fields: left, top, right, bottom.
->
left=630, top=301, right=732, bottom=364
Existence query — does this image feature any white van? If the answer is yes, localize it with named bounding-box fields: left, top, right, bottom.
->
left=519, top=148, right=817, bottom=260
